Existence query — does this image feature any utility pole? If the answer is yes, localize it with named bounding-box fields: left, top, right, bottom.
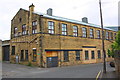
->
left=99, top=0, right=106, bottom=73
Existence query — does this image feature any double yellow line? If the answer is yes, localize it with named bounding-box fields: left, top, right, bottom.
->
left=96, top=70, right=102, bottom=80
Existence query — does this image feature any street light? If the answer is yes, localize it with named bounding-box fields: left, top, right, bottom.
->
left=99, top=0, right=107, bottom=73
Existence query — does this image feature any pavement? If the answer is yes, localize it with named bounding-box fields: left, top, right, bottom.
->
left=99, top=62, right=120, bottom=80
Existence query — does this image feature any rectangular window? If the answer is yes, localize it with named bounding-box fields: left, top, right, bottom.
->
left=106, top=32, right=109, bottom=40
left=73, top=26, right=78, bottom=37
left=98, top=50, right=101, bottom=59
left=21, top=50, right=24, bottom=61
left=91, top=51, right=95, bottom=59
left=85, top=50, right=89, bottom=60
left=48, top=21, right=54, bottom=34
left=25, top=50, right=28, bottom=61
left=11, top=46, right=15, bottom=55
left=14, top=27, right=18, bottom=37
left=96, top=30, right=100, bottom=39
left=64, top=51, right=69, bottom=62
left=22, top=24, right=27, bottom=35
left=76, top=51, right=80, bottom=60
left=114, top=33, right=116, bottom=40
left=32, top=21, right=37, bottom=34
left=82, top=27, right=87, bottom=38
left=33, top=49, right=37, bottom=61
left=111, top=32, right=113, bottom=40
left=90, top=29, right=94, bottom=38
left=62, top=24, right=67, bottom=35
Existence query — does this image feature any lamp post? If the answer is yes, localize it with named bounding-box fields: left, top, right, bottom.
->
left=99, top=0, right=107, bottom=73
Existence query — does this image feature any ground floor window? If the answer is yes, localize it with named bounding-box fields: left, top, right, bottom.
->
left=85, top=50, right=89, bottom=60
left=64, top=51, right=69, bottom=62
left=33, top=49, right=37, bottom=61
left=98, top=50, right=101, bottom=59
left=11, top=46, right=15, bottom=55
left=76, top=51, right=80, bottom=60
left=25, top=50, right=28, bottom=61
left=21, top=50, right=24, bottom=61
left=91, top=51, right=95, bottom=59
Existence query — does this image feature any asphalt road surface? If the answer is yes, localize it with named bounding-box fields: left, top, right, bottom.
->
left=2, top=62, right=110, bottom=78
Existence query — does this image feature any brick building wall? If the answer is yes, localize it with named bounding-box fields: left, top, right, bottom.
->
left=10, top=4, right=116, bottom=68
left=0, top=40, right=2, bottom=61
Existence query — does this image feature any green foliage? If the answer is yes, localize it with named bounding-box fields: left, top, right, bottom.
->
left=27, top=62, right=32, bottom=67
left=108, top=31, right=120, bottom=57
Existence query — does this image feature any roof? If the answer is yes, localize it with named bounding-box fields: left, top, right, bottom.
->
left=23, top=8, right=117, bottom=32
left=105, top=26, right=118, bottom=32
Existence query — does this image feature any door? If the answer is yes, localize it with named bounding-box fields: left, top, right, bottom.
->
left=47, top=57, right=58, bottom=68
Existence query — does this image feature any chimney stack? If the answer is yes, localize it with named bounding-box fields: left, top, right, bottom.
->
left=82, top=17, right=88, bottom=23
left=29, top=3, right=35, bottom=13
left=47, top=8, right=53, bottom=16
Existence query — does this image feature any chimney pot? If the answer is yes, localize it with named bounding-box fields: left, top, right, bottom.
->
left=47, top=8, right=53, bottom=16
left=82, top=17, right=88, bottom=23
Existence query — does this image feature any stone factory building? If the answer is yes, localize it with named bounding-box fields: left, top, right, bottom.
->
left=10, top=4, right=117, bottom=68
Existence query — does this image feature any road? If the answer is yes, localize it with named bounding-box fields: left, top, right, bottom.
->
left=2, top=62, right=106, bottom=78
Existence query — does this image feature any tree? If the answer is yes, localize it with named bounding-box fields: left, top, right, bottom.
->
left=107, top=31, right=120, bottom=57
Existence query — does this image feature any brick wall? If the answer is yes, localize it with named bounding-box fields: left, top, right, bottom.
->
left=0, top=40, right=2, bottom=61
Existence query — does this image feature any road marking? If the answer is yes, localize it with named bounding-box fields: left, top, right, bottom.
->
left=96, top=70, right=101, bottom=80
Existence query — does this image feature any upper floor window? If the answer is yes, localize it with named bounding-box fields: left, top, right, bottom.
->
left=32, top=21, right=37, bottom=26
left=110, top=32, right=113, bottom=40
left=32, top=21, right=37, bottom=34
left=14, top=27, right=18, bottom=37
left=73, top=26, right=78, bottom=37
left=82, top=27, right=87, bottom=38
left=90, top=29, right=94, bottom=38
left=22, top=24, right=27, bottom=35
left=62, top=24, right=67, bottom=35
left=114, top=33, right=116, bottom=40
left=48, top=21, right=54, bottom=34
left=106, top=32, right=109, bottom=40
left=96, top=30, right=100, bottom=39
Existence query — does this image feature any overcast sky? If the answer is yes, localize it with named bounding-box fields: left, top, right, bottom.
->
left=0, top=0, right=119, bottom=40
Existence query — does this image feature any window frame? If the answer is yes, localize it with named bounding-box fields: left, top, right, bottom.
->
left=64, top=51, right=69, bottom=62
left=25, top=50, right=29, bottom=61
left=62, top=24, right=67, bottom=35
left=33, top=49, right=37, bottom=62
left=11, top=46, right=15, bottom=55
left=82, top=27, right=87, bottom=38
left=20, top=50, right=24, bottom=61
left=89, top=29, right=94, bottom=38
left=22, top=24, right=27, bottom=35
left=96, top=30, right=100, bottom=39
left=85, top=50, right=89, bottom=60
left=48, top=21, right=55, bottom=34
left=91, top=51, right=95, bottom=59
left=76, top=51, right=80, bottom=60
left=32, top=21, right=37, bottom=34
left=73, top=26, right=78, bottom=37
left=98, top=50, right=101, bottom=59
